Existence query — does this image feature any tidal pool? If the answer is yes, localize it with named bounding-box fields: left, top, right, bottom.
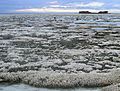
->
left=0, top=84, right=101, bottom=91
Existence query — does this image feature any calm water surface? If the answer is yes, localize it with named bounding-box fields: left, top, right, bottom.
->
left=0, top=84, right=101, bottom=91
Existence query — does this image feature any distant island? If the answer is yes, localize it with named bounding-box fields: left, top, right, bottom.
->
left=79, top=11, right=109, bottom=14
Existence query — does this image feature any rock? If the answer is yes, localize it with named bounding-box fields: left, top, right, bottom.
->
left=0, top=79, right=3, bottom=82
left=82, top=66, right=93, bottom=73
left=93, top=64, right=102, bottom=70
left=112, top=57, right=120, bottom=62
left=104, top=64, right=114, bottom=69
left=75, top=59, right=88, bottom=64
left=53, top=59, right=64, bottom=65
left=102, top=84, right=120, bottom=91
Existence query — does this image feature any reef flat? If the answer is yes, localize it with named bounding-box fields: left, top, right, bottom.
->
left=0, top=14, right=120, bottom=90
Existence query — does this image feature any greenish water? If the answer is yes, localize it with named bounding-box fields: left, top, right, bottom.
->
left=0, top=84, right=101, bottom=91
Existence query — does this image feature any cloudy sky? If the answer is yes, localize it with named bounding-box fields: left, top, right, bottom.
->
left=0, top=0, right=120, bottom=13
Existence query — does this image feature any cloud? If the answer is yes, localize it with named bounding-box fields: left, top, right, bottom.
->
left=48, top=1, right=68, bottom=8
left=108, top=9, right=120, bottom=13
left=15, top=7, right=120, bottom=13
left=67, top=2, right=105, bottom=8
left=47, top=2, right=105, bottom=9
left=49, top=5, right=68, bottom=8
left=113, top=4, right=120, bottom=8
left=15, top=8, right=99, bottom=13
left=49, top=1, right=59, bottom=5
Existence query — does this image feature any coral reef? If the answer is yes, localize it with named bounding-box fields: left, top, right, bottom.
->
left=0, top=14, right=120, bottom=89
left=0, top=69, right=120, bottom=88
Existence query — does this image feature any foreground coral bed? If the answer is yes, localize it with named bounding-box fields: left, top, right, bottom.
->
left=0, top=14, right=120, bottom=91
left=0, top=69, right=120, bottom=90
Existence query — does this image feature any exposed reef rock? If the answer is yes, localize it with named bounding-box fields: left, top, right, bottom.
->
left=0, top=14, right=120, bottom=89
left=102, top=83, right=120, bottom=91
left=0, top=69, right=120, bottom=88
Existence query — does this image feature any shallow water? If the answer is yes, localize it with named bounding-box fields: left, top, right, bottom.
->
left=0, top=84, right=101, bottom=91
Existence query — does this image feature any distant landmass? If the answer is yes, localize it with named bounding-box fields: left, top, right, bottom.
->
left=79, top=11, right=109, bottom=14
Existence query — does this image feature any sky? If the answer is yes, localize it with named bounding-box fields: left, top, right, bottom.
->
left=0, top=0, right=120, bottom=13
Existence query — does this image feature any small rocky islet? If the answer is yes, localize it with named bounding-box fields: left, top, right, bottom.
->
left=0, top=14, right=120, bottom=91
